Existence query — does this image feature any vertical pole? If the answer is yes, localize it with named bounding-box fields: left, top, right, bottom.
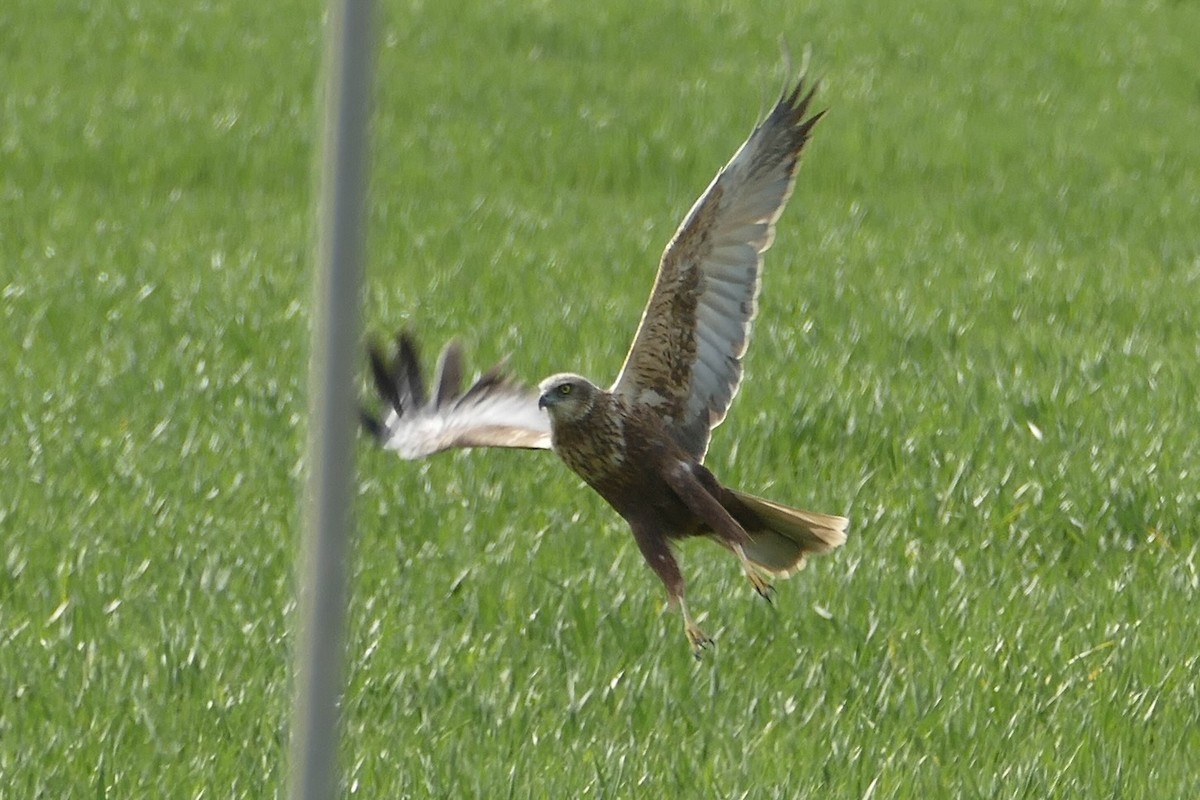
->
left=290, top=0, right=374, bottom=797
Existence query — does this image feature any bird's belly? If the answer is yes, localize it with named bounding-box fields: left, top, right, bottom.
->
left=552, top=415, right=702, bottom=538
left=591, top=472, right=702, bottom=539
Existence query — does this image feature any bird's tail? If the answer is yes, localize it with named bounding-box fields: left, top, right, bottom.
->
left=725, top=489, right=848, bottom=578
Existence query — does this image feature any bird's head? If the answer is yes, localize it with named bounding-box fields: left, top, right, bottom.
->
left=537, top=373, right=599, bottom=424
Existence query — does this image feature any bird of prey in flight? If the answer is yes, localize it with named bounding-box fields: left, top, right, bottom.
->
left=363, top=72, right=848, bottom=657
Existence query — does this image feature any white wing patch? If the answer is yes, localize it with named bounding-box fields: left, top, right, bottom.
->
left=378, top=389, right=551, bottom=459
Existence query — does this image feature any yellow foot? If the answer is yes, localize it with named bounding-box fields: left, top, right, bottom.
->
left=685, top=620, right=713, bottom=659
left=677, top=597, right=713, bottom=658
left=746, top=570, right=776, bottom=603
left=734, top=544, right=775, bottom=603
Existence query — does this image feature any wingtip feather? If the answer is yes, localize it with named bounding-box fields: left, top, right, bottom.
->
left=360, top=408, right=385, bottom=442
left=367, top=338, right=401, bottom=412
left=395, top=330, right=427, bottom=409
left=432, top=340, right=465, bottom=406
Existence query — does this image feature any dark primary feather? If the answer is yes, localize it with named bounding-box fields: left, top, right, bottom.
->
left=432, top=342, right=464, bottom=406
left=359, top=408, right=386, bottom=442
left=367, top=337, right=402, bottom=413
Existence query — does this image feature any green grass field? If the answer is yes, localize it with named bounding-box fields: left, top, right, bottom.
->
left=4, top=0, right=1199, bottom=796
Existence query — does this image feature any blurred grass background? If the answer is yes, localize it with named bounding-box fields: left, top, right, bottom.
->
left=3, top=0, right=1199, bottom=796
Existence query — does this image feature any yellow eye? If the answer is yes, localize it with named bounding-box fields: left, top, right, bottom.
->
left=558, top=383, right=572, bottom=396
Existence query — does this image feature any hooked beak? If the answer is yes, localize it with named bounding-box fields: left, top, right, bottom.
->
left=537, top=393, right=551, bottom=411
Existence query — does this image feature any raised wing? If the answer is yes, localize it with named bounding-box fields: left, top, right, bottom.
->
left=611, top=75, right=823, bottom=460
left=362, top=332, right=551, bottom=459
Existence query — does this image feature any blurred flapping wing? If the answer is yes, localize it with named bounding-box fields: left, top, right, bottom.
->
left=362, top=332, right=551, bottom=459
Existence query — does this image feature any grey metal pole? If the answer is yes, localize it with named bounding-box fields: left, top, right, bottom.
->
left=290, top=0, right=374, bottom=797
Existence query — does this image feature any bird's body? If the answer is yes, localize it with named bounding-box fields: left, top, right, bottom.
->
left=539, top=378, right=715, bottom=539
left=547, top=387, right=705, bottom=547
left=537, top=373, right=845, bottom=651
left=364, top=70, right=849, bottom=656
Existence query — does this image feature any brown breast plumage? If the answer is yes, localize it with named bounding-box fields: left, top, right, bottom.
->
left=550, top=393, right=630, bottom=489
left=551, top=393, right=702, bottom=535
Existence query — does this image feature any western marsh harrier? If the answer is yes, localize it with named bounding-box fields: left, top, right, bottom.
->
left=364, top=73, right=848, bottom=656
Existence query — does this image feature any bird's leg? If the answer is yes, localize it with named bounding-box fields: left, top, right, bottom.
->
left=630, top=519, right=712, bottom=657
left=675, top=595, right=712, bottom=658
left=665, top=461, right=775, bottom=603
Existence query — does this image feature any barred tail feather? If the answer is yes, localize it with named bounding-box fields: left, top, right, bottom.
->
left=727, top=489, right=848, bottom=578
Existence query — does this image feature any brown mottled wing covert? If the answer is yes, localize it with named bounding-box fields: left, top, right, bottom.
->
left=611, top=76, right=823, bottom=460
left=362, top=332, right=552, bottom=459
